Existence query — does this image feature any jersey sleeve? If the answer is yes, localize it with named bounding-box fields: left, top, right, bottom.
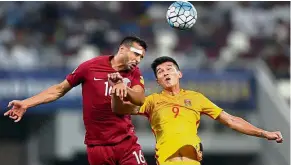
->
left=131, top=67, right=145, bottom=89
left=199, top=93, right=223, bottom=119
left=66, top=62, right=88, bottom=87
left=138, top=95, right=154, bottom=118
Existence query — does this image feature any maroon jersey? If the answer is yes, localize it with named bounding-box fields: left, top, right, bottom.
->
left=66, top=55, right=144, bottom=145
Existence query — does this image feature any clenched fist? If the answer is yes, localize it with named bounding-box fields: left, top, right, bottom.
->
left=262, top=131, right=283, bottom=143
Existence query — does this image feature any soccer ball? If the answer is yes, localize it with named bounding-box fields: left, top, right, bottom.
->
left=166, top=1, right=197, bottom=30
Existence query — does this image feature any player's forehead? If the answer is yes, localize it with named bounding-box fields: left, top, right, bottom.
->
left=156, top=62, right=175, bottom=70
left=131, top=42, right=146, bottom=56
left=131, top=42, right=144, bottom=50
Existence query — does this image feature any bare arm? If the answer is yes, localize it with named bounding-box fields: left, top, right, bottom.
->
left=216, top=111, right=283, bottom=143
left=217, top=111, right=265, bottom=137
left=112, top=89, right=153, bottom=117
left=108, top=72, right=145, bottom=106
left=125, top=85, right=145, bottom=106
left=111, top=83, right=145, bottom=106
left=22, top=80, right=72, bottom=108
left=111, top=94, right=139, bottom=115
left=5, top=80, right=73, bottom=122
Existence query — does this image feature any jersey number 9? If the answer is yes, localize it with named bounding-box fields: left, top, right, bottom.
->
left=172, top=106, right=180, bottom=118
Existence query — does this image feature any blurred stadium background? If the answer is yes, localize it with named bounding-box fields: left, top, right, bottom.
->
left=0, top=1, right=290, bottom=165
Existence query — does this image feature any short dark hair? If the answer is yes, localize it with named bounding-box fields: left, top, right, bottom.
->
left=119, top=36, right=147, bottom=51
left=151, top=56, right=180, bottom=77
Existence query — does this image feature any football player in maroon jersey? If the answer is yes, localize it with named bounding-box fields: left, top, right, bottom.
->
left=4, top=36, right=148, bottom=165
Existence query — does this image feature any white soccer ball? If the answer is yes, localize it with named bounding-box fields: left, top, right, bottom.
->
left=166, top=1, right=197, bottom=30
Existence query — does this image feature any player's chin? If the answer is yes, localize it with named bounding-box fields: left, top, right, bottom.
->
left=128, top=65, right=135, bottom=70
left=163, top=83, right=175, bottom=89
left=124, top=66, right=132, bottom=71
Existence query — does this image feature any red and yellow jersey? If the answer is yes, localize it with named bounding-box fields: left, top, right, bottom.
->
left=138, top=89, right=223, bottom=163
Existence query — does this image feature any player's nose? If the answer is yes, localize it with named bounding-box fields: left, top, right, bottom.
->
left=163, top=73, right=169, bottom=77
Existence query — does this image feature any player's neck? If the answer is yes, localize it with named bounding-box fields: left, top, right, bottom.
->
left=110, top=55, right=127, bottom=71
left=164, top=86, right=181, bottom=96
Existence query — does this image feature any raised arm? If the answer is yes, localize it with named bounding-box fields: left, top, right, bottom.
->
left=5, top=59, right=89, bottom=122
left=23, top=80, right=72, bottom=108
left=198, top=92, right=283, bottom=143
left=111, top=93, right=139, bottom=115
left=111, top=84, right=145, bottom=106
left=112, top=91, right=153, bottom=117
left=4, top=80, right=72, bottom=122
left=125, top=85, right=145, bottom=106
left=108, top=72, right=145, bottom=106
left=216, top=111, right=283, bottom=143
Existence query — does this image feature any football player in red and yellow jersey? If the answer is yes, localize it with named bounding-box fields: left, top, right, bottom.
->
left=111, top=56, right=283, bottom=165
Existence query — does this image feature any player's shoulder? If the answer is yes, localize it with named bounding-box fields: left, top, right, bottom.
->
left=151, top=91, right=174, bottom=101
left=131, top=66, right=142, bottom=75
left=79, top=55, right=110, bottom=67
left=90, top=55, right=111, bottom=64
left=77, top=56, right=99, bottom=65
left=145, top=93, right=160, bottom=101
left=183, top=89, right=204, bottom=98
left=148, top=92, right=160, bottom=97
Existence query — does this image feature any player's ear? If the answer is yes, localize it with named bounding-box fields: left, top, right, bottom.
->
left=119, top=45, right=124, bottom=51
left=118, top=45, right=127, bottom=56
left=156, top=78, right=161, bottom=86
left=119, top=45, right=128, bottom=52
left=178, top=70, right=182, bottom=79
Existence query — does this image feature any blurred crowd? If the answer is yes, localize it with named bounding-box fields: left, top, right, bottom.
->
left=0, top=1, right=289, bottom=79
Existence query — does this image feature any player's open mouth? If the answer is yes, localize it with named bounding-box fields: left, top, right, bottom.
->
left=165, top=77, right=171, bottom=81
